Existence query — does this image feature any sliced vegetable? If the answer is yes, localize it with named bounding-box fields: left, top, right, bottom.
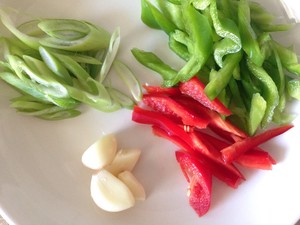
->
left=142, top=93, right=210, bottom=128
left=248, top=93, right=267, bottom=135
left=113, top=60, right=143, bottom=102
left=132, top=83, right=293, bottom=216
left=235, top=150, right=276, bottom=170
left=98, top=27, right=121, bottom=83
left=175, top=150, right=212, bottom=217
left=133, top=0, right=300, bottom=135
left=179, top=77, right=232, bottom=116
left=0, top=9, right=141, bottom=120
left=221, top=124, right=293, bottom=164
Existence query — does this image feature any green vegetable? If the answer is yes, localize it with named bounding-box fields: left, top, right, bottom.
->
left=238, top=0, right=264, bottom=66
left=133, top=0, right=300, bottom=135
left=210, top=0, right=241, bottom=68
left=172, top=2, right=213, bottom=85
left=0, top=8, right=142, bottom=120
left=248, top=93, right=267, bottom=135
left=204, top=51, right=242, bottom=100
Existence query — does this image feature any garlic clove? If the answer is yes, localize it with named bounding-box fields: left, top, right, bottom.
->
left=90, top=169, right=135, bottom=212
left=105, top=148, right=141, bottom=175
left=82, top=134, right=117, bottom=170
left=118, top=170, right=146, bottom=201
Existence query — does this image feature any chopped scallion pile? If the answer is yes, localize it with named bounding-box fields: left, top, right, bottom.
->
left=0, top=8, right=142, bottom=120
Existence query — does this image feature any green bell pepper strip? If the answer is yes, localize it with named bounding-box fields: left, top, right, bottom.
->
left=204, top=51, right=242, bottom=100
left=208, top=69, right=231, bottom=109
left=218, top=0, right=237, bottom=21
left=155, top=0, right=185, bottom=30
left=249, top=1, right=274, bottom=24
left=191, top=0, right=211, bottom=11
left=247, top=59, right=279, bottom=127
left=166, top=0, right=181, bottom=5
left=273, top=41, right=300, bottom=76
left=169, top=31, right=190, bottom=61
left=249, top=2, right=291, bottom=33
left=267, top=47, right=286, bottom=113
left=228, top=77, right=248, bottom=117
left=210, top=0, right=242, bottom=68
left=170, top=2, right=213, bottom=85
left=168, top=29, right=192, bottom=61
left=131, top=48, right=177, bottom=87
left=140, top=0, right=177, bottom=35
left=239, top=58, right=261, bottom=103
left=248, top=93, right=267, bottom=135
left=238, top=0, right=264, bottom=66
left=287, top=79, right=300, bottom=100
left=141, top=0, right=161, bottom=29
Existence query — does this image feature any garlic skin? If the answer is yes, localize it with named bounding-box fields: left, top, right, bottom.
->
left=90, top=169, right=135, bottom=212
left=105, top=148, right=141, bottom=175
left=82, top=134, right=117, bottom=170
left=118, top=171, right=146, bottom=201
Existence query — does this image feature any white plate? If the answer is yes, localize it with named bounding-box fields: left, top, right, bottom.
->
left=0, top=0, right=300, bottom=225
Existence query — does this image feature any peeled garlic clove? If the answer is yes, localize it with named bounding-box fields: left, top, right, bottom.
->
left=118, top=171, right=146, bottom=201
left=82, top=134, right=117, bottom=170
left=90, top=169, right=135, bottom=212
left=105, top=148, right=141, bottom=175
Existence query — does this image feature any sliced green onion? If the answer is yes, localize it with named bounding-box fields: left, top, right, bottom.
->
left=0, top=8, right=142, bottom=120
left=39, top=46, right=73, bottom=85
left=108, top=87, right=135, bottom=109
left=113, top=60, right=142, bottom=102
left=98, top=27, right=121, bottom=83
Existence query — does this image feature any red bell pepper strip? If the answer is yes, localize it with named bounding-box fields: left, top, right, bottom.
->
left=179, top=76, right=232, bottom=116
left=195, top=130, right=277, bottom=170
left=132, top=106, right=196, bottom=148
left=152, top=125, right=244, bottom=188
left=143, top=84, right=181, bottom=95
left=208, top=125, right=243, bottom=143
left=190, top=131, right=245, bottom=178
left=235, top=150, right=276, bottom=170
left=221, top=124, right=293, bottom=164
left=152, top=125, right=195, bottom=153
left=175, top=150, right=212, bottom=217
left=143, top=93, right=210, bottom=129
left=173, top=95, right=247, bottom=138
